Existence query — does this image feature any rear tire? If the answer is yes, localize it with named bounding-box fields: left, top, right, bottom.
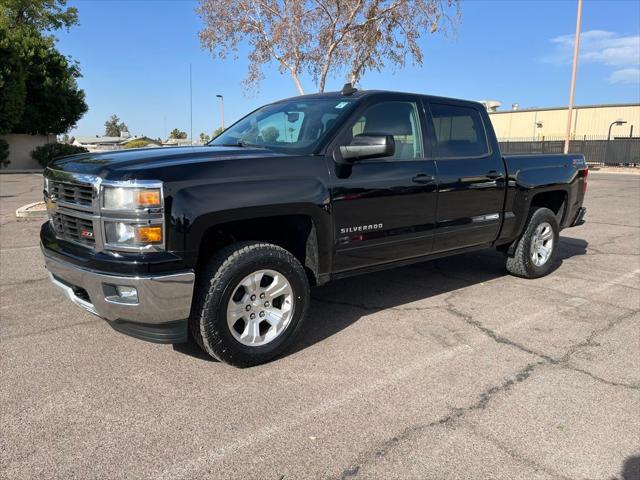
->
left=189, top=241, right=310, bottom=367
left=506, top=207, right=559, bottom=279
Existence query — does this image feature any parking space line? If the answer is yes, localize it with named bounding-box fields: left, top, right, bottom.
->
left=158, top=267, right=640, bottom=479
left=0, top=245, right=41, bottom=252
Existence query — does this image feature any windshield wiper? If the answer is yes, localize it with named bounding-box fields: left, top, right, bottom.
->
left=216, top=140, right=263, bottom=148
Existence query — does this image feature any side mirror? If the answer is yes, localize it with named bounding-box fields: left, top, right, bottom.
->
left=337, top=134, right=395, bottom=163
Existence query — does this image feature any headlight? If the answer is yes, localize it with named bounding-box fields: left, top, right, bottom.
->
left=100, top=180, right=165, bottom=251
left=104, top=222, right=163, bottom=247
left=103, top=186, right=162, bottom=210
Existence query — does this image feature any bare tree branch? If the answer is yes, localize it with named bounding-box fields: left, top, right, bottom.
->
left=196, top=0, right=459, bottom=94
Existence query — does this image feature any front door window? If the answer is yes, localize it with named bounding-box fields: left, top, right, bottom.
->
left=351, top=101, right=424, bottom=160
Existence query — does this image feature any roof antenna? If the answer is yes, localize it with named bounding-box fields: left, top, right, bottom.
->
left=341, top=82, right=357, bottom=96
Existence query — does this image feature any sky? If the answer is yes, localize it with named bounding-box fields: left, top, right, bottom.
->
left=55, top=0, right=640, bottom=140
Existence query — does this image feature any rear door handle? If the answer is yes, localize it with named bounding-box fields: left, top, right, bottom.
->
left=485, top=170, right=504, bottom=180
left=412, top=173, right=435, bottom=184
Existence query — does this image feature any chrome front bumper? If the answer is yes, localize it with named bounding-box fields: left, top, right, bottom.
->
left=43, top=248, right=195, bottom=326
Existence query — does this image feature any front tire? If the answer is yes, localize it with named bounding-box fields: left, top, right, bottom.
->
left=189, top=242, right=310, bottom=367
left=506, top=207, right=559, bottom=279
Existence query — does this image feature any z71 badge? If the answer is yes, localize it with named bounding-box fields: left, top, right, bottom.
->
left=340, top=223, right=383, bottom=235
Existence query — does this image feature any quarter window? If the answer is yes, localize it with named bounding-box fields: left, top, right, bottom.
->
left=430, top=104, right=489, bottom=158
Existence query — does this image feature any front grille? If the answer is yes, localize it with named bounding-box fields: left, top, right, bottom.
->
left=50, top=181, right=94, bottom=208
left=50, top=212, right=96, bottom=248
left=44, top=171, right=165, bottom=253
left=45, top=174, right=98, bottom=250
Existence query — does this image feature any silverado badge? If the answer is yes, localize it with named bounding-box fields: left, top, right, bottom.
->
left=340, top=223, right=383, bottom=234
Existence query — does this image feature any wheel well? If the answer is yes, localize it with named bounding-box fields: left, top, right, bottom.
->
left=198, top=215, right=319, bottom=285
left=530, top=190, right=567, bottom=223
left=502, top=190, right=568, bottom=256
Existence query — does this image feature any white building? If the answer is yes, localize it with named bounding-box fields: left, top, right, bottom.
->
left=72, top=134, right=161, bottom=152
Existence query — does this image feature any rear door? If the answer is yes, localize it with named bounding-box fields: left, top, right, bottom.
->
left=329, top=94, right=438, bottom=272
left=427, top=102, right=506, bottom=252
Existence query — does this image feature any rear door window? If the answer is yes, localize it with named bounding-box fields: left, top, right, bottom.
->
left=430, top=104, right=489, bottom=158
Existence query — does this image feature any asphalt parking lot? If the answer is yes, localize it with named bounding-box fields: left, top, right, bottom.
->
left=1, top=172, right=639, bottom=480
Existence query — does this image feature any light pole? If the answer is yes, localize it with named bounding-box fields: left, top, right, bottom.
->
left=608, top=119, right=627, bottom=141
left=605, top=119, right=627, bottom=165
left=216, top=94, right=224, bottom=130
left=190, top=64, right=193, bottom=145
left=563, top=0, right=583, bottom=154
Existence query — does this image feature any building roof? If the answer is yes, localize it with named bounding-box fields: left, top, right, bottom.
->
left=74, top=136, right=125, bottom=145
left=489, top=103, right=640, bottom=115
left=74, top=135, right=160, bottom=146
left=162, top=138, right=195, bottom=146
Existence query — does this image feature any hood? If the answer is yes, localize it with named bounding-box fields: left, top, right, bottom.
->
left=50, top=146, right=285, bottom=178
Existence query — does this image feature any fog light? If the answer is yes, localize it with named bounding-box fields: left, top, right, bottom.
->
left=116, top=285, right=138, bottom=303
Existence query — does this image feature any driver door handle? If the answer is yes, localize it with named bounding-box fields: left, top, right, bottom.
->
left=412, top=173, right=435, bottom=184
left=485, top=170, right=504, bottom=180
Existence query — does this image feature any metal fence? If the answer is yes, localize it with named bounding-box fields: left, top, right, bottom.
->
left=498, top=135, right=640, bottom=167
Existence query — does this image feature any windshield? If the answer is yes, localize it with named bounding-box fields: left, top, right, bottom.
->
left=210, top=98, right=356, bottom=154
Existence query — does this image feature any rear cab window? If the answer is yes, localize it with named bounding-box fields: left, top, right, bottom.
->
left=429, top=103, right=490, bottom=158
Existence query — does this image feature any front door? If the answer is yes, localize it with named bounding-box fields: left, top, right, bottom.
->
left=329, top=95, right=438, bottom=273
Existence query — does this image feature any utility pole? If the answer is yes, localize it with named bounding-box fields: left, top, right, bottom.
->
left=563, top=0, right=583, bottom=154
left=189, top=63, right=193, bottom=146
left=216, top=94, right=225, bottom=130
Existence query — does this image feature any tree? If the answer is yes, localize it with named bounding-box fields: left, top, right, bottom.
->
left=0, top=0, right=79, bottom=32
left=0, top=29, right=26, bottom=133
left=104, top=114, right=128, bottom=137
left=199, top=132, right=211, bottom=143
left=212, top=127, right=224, bottom=138
left=10, top=35, right=87, bottom=135
left=197, top=0, right=459, bottom=94
left=261, top=126, right=279, bottom=142
left=0, top=0, right=87, bottom=135
left=169, top=128, right=187, bottom=139
left=30, top=142, right=88, bottom=167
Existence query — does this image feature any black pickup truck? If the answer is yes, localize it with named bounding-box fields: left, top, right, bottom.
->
left=41, top=86, right=588, bottom=366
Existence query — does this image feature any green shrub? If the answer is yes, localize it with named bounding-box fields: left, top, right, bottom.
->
left=0, top=139, right=9, bottom=168
left=31, top=143, right=88, bottom=167
left=123, top=139, right=151, bottom=149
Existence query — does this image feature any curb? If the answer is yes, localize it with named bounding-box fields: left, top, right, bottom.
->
left=1, top=169, right=44, bottom=174
left=16, top=201, right=47, bottom=218
left=589, top=169, right=640, bottom=175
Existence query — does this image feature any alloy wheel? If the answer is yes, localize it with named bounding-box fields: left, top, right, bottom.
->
left=226, top=269, right=294, bottom=347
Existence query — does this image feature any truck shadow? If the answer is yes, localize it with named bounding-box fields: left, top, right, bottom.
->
left=291, top=236, right=588, bottom=356
left=175, top=237, right=588, bottom=362
left=622, top=455, right=640, bottom=480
